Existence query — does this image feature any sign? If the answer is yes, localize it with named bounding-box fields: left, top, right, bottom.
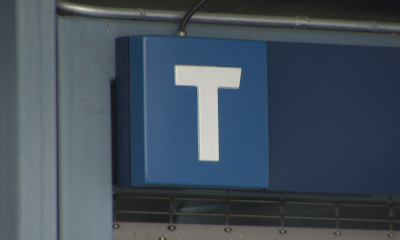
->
left=116, top=36, right=268, bottom=189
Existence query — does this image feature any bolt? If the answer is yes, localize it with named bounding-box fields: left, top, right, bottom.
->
left=224, top=227, right=232, bottom=233
left=159, top=237, right=167, bottom=240
left=113, top=223, right=120, bottom=229
left=139, top=8, right=146, bottom=16
left=168, top=225, right=176, bottom=231
left=388, top=233, right=396, bottom=238
left=279, top=229, right=287, bottom=234
left=334, top=231, right=342, bottom=236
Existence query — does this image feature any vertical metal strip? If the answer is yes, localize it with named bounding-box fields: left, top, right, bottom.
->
left=389, top=198, right=394, bottom=232
left=113, top=193, right=117, bottom=221
left=170, top=196, right=174, bottom=224
left=335, top=202, right=340, bottom=229
left=280, top=198, right=285, bottom=227
left=226, top=191, right=230, bottom=225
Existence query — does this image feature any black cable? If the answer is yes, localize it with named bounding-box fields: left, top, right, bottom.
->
left=177, top=0, right=208, bottom=36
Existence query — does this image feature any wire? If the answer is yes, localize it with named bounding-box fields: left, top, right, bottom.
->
left=177, top=0, right=209, bottom=36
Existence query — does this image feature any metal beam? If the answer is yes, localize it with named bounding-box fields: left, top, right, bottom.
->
left=57, top=0, right=400, bottom=34
left=113, top=222, right=399, bottom=240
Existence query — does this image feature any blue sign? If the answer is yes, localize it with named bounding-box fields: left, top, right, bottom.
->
left=116, top=36, right=268, bottom=189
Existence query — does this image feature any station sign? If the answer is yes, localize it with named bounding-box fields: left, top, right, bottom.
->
left=116, top=36, right=268, bottom=189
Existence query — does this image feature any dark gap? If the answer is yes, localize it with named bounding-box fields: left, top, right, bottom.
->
left=285, top=218, right=335, bottom=228
left=393, top=207, right=400, bottom=220
left=339, top=220, right=389, bottom=230
left=229, top=201, right=281, bottom=216
left=116, top=196, right=170, bottom=212
left=172, top=215, right=226, bottom=225
left=229, top=217, right=281, bottom=226
left=116, top=213, right=170, bottom=223
left=285, top=203, right=336, bottom=218
left=174, top=199, right=226, bottom=214
left=340, top=205, right=389, bottom=220
left=111, top=80, right=117, bottom=186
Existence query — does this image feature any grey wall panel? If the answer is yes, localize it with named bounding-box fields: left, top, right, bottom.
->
left=57, top=17, right=178, bottom=240
left=0, top=1, right=18, bottom=239
left=0, top=0, right=57, bottom=240
left=57, top=16, right=400, bottom=240
left=58, top=17, right=115, bottom=240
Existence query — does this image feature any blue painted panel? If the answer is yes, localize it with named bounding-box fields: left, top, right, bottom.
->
left=267, top=42, right=400, bottom=195
left=117, top=36, right=400, bottom=195
left=117, top=36, right=268, bottom=189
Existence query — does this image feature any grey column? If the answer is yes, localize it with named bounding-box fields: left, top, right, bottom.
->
left=0, top=0, right=57, bottom=240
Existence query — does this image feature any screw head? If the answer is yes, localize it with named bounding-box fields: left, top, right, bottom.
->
left=279, top=229, right=287, bottom=234
left=168, top=225, right=176, bottom=231
left=388, top=233, right=396, bottom=238
left=224, top=227, right=232, bottom=233
left=334, top=231, right=342, bottom=236
left=113, top=223, right=120, bottom=229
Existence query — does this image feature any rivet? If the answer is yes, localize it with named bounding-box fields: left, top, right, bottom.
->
left=168, top=225, right=176, bottom=231
left=224, top=227, right=232, bottom=233
left=159, top=237, right=167, bottom=240
left=334, top=231, right=342, bottom=236
left=139, top=8, right=146, bottom=16
left=388, top=233, right=396, bottom=238
left=113, top=223, right=120, bottom=229
left=279, top=229, right=287, bottom=234
left=176, top=31, right=186, bottom=36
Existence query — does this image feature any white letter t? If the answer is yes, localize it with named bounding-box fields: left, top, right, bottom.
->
left=175, top=65, right=241, bottom=161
